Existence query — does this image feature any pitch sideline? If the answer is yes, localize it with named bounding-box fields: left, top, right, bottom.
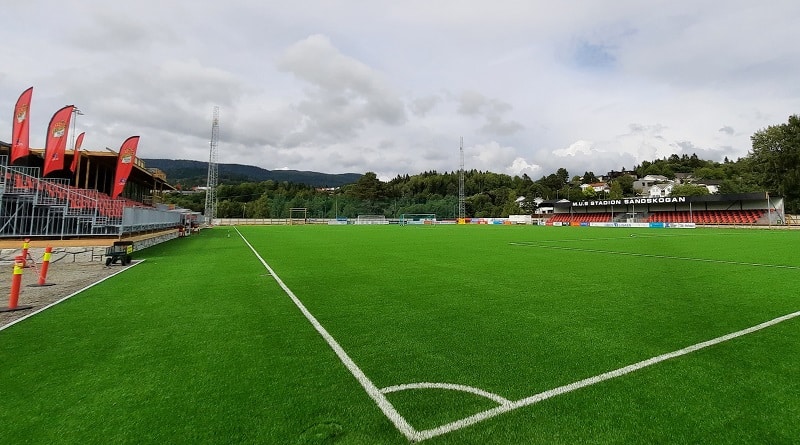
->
left=235, top=228, right=419, bottom=441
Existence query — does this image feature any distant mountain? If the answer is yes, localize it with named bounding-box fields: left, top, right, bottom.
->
left=143, top=159, right=362, bottom=188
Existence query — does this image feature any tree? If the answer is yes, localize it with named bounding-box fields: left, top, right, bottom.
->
left=615, top=175, right=635, bottom=196
left=469, top=193, right=493, bottom=217
left=215, top=200, right=239, bottom=218
left=669, top=184, right=710, bottom=197
left=749, top=115, right=800, bottom=212
left=248, top=195, right=271, bottom=218
left=693, top=167, right=726, bottom=180
left=555, top=168, right=569, bottom=187
left=348, top=172, right=387, bottom=211
left=539, top=174, right=563, bottom=194
left=501, top=189, right=522, bottom=217
left=609, top=181, right=623, bottom=199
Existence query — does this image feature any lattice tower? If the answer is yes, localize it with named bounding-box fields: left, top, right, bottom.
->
left=204, top=106, right=219, bottom=223
left=458, top=137, right=466, bottom=219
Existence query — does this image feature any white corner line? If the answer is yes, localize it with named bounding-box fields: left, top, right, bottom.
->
left=234, top=229, right=800, bottom=442
left=234, top=227, right=419, bottom=441
left=414, top=309, right=800, bottom=442
left=381, top=382, right=511, bottom=405
left=0, top=260, right=146, bottom=333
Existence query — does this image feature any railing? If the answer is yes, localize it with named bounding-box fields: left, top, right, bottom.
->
left=0, top=163, right=182, bottom=238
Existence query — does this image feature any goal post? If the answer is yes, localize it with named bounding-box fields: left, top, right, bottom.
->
left=289, top=208, right=307, bottom=225
left=356, top=215, right=389, bottom=225
left=399, top=213, right=437, bottom=226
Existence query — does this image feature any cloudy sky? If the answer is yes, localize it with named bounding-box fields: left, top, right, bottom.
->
left=2, top=0, right=798, bottom=181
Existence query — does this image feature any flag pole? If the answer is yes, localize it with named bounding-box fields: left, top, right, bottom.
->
left=70, top=107, right=83, bottom=149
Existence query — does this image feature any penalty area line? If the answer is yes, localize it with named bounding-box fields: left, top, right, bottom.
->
left=234, top=228, right=418, bottom=441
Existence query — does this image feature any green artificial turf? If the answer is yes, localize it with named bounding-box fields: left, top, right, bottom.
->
left=1, top=225, right=798, bottom=444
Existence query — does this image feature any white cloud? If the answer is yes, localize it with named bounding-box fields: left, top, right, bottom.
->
left=276, top=34, right=407, bottom=138
left=508, top=157, right=541, bottom=176
left=553, top=140, right=595, bottom=157
left=410, top=95, right=441, bottom=117
left=1, top=0, right=798, bottom=179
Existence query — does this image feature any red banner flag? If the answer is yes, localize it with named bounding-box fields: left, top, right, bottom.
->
left=111, top=136, right=140, bottom=199
left=42, top=105, right=74, bottom=176
left=74, top=131, right=85, bottom=150
left=70, top=132, right=85, bottom=173
left=10, top=87, right=33, bottom=164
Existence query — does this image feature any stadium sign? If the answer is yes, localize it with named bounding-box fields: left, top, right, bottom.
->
left=572, top=196, right=687, bottom=207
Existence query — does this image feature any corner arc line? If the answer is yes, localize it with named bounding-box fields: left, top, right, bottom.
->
left=381, top=382, right=511, bottom=405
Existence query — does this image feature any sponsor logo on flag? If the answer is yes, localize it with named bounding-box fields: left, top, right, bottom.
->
left=53, top=121, right=66, bottom=138
left=16, top=104, right=28, bottom=123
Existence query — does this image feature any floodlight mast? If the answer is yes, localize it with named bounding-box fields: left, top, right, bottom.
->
left=204, top=106, right=219, bottom=224
left=458, top=136, right=466, bottom=220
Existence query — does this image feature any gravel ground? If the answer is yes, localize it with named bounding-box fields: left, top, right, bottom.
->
left=0, top=261, right=136, bottom=330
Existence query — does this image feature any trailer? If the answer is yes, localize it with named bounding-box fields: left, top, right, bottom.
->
left=104, top=241, right=133, bottom=266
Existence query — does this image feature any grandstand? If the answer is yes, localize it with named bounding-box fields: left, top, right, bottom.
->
left=0, top=143, right=185, bottom=238
left=549, top=210, right=767, bottom=225
left=548, top=212, right=614, bottom=224
left=646, top=210, right=764, bottom=225
left=548, top=193, right=784, bottom=226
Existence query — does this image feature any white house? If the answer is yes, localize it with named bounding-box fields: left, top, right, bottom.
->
left=648, top=183, right=674, bottom=197
left=633, top=175, right=670, bottom=195
left=580, top=182, right=610, bottom=194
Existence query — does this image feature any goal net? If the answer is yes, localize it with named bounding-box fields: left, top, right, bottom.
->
left=399, top=213, right=437, bottom=226
left=356, top=214, right=389, bottom=225
left=289, top=208, right=308, bottom=225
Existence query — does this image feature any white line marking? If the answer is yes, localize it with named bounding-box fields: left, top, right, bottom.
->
left=381, top=382, right=511, bottom=405
left=414, top=310, right=800, bottom=441
left=510, top=242, right=800, bottom=270
left=235, top=229, right=800, bottom=442
left=0, top=260, right=144, bottom=333
left=531, top=233, right=686, bottom=243
left=235, top=228, right=418, bottom=441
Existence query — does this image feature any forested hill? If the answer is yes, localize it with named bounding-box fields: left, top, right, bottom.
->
left=143, top=159, right=362, bottom=188
left=158, top=115, right=800, bottom=217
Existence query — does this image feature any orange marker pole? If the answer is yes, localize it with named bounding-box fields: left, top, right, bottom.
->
left=7, top=256, right=25, bottom=310
left=21, top=238, right=37, bottom=269
left=36, top=246, right=54, bottom=286
left=21, top=238, right=31, bottom=263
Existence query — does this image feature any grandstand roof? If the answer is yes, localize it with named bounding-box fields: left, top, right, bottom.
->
left=0, top=140, right=175, bottom=195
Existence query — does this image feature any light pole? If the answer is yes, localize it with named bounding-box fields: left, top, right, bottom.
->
left=70, top=107, right=83, bottom=149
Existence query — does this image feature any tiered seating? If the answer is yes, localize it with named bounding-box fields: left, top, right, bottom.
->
left=35, top=179, right=150, bottom=223
left=548, top=213, right=613, bottom=223
left=99, top=200, right=125, bottom=218
left=10, top=173, right=36, bottom=192
left=647, top=210, right=764, bottom=224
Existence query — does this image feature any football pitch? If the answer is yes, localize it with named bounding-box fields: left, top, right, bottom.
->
left=1, top=225, right=799, bottom=444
